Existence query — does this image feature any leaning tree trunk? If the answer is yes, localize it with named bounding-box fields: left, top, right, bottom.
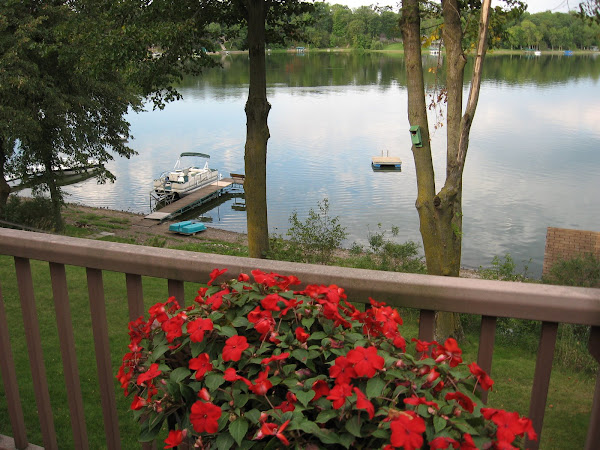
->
left=402, top=0, right=492, bottom=341
left=244, top=0, right=271, bottom=258
left=0, top=137, right=11, bottom=213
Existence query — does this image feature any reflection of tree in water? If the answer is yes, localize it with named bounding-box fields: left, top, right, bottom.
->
left=176, top=53, right=600, bottom=97
left=175, top=191, right=246, bottom=224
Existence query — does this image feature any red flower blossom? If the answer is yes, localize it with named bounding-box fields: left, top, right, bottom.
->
left=189, top=353, right=213, bottom=380
left=254, top=419, right=291, bottom=446
left=248, top=307, right=275, bottom=337
left=460, top=433, right=478, bottom=450
left=149, top=301, right=169, bottom=323
left=207, top=268, right=227, bottom=286
left=198, top=388, right=210, bottom=401
left=346, top=346, right=385, bottom=378
left=261, top=352, right=290, bottom=365
left=187, top=318, right=213, bottom=343
left=189, top=401, right=222, bottom=434
left=136, top=363, right=161, bottom=385
left=274, top=392, right=297, bottom=413
left=433, top=338, right=463, bottom=367
left=353, top=387, right=375, bottom=419
left=249, top=368, right=273, bottom=395
left=222, top=335, right=249, bottom=362
left=389, top=411, right=426, bottom=450
left=312, top=379, right=330, bottom=401
left=280, top=298, right=303, bottom=316
left=161, top=314, right=186, bottom=343
left=329, top=356, right=357, bottom=385
left=130, top=395, right=147, bottom=410
left=223, top=368, right=251, bottom=387
left=327, top=383, right=353, bottom=409
left=445, top=392, right=476, bottom=414
left=204, top=288, right=229, bottom=310
left=411, top=338, right=437, bottom=356
left=430, top=436, right=460, bottom=449
left=261, top=293, right=282, bottom=311
left=468, top=362, right=494, bottom=391
left=295, top=327, right=310, bottom=343
left=485, top=409, right=531, bottom=443
left=403, top=395, right=439, bottom=409
left=238, top=272, right=250, bottom=282
left=164, top=429, right=184, bottom=448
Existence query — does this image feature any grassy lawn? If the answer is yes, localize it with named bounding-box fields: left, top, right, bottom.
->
left=0, top=252, right=596, bottom=448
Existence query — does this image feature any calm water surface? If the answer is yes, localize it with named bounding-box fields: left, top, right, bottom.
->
left=61, top=53, right=600, bottom=277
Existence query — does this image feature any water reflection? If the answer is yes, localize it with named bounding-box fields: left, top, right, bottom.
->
left=58, top=53, right=600, bottom=277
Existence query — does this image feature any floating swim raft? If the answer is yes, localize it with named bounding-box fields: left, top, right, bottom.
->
left=371, top=154, right=402, bottom=169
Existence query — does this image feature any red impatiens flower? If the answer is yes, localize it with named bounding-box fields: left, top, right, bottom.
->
left=326, top=383, right=353, bottom=409
left=460, top=433, right=478, bottom=450
left=346, top=346, right=385, bottom=378
left=186, top=318, right=213, bottom=343
left=222, top=335, right=249, bottom=362
left=280, top=298, right=303, bottom=316
left=389, top=411, right=426, bottom=450
left=261, top=352, right=290, bottom=365
left=403, top=395, right=439, bottom=410
left=189, top=353, right=213, bottom=380
left=329, top=356, right=357, bottom=385
left=312, top=379, right=330, bottom=401
left=204, top=288, right=229, bottom=310
left=136, top=363, right=161, bottom=385
left=130, top=395, right=147, bottom=410
left=238, top=272, right=250, bottom=282
left=295, top=327, right=310, bottom=343
left=429, top=436, right=460, bottom=449
left=445, top=392, right=476, bottom=414
left=433, top=338, right=463, bottom=367
left=198, top=388, right=210, bottom=401
left=207, top=268, right=227, bottom=286
left=223, top=368, right=251, bottom=387
left=482, top=408, right=537, bottom=443
left=189, top=401, right=222, bottom=434
left=249, top=368, right=273, bottom=395
left=260, top=293, right=282, bottom=311
left=164, top=429, right=184, bottom=448
left=468, top=362, right=494, bottom=391
left=274, top=391, right=297, bottom=413
left=254, top=419, right=291, bottom=446
left=353, top=387, right=375, bottom=419
left=248, top=307, right=275, bottom=337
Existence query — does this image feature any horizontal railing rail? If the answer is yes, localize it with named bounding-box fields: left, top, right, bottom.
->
left=0, top=228, right=599, bottom=449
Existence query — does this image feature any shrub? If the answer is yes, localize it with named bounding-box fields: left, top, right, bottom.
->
left=544, top=253, right=600, bottom=288
left=118, top=269, right=536, bottom=449
left=1, top=195, right=55, bottom=230
left=478, top=254, right=530, bottom=282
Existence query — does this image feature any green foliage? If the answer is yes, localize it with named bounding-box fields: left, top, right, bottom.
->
left=345, top=224, right=426, bottom=274
left=478, top=253, right=530, bottom=282
left=0, top=195, right=56, bottom=230
left=544, top=253, right=600, bottom=288
left=145, top=236, right=167, bottom=248
left=281, top=198, right=348, bottom=265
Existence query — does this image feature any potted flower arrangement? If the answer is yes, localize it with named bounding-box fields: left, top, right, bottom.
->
left=117, top=268, right=537, bottom=449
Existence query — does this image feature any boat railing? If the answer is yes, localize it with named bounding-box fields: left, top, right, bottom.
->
left=1, top=228, right=599, bottom=449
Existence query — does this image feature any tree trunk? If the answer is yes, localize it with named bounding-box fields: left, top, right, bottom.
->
left=0, top=137, right=11, bottom=213
left=244, top=0, right=271, bottom=258
left=402, top=0, right=492, bottom=341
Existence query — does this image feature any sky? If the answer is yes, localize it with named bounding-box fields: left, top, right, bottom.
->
left=330, top=0, right=575, bottom=14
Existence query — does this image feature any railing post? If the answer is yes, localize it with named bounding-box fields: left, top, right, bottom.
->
left=527, top=321, right=558, bottom=450
left=14, top=257, right=58, bottom=450
left=0, top=281, right=29, bottom=449
left=477, top=316, right=497, bottom=404
left=585, top=326, right=600, bottom=450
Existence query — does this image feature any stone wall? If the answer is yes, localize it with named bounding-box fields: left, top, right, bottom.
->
left=542, top=227, right=600, bottom=277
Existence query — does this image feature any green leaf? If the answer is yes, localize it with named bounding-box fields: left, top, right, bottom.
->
left=366, top=377, right=386, bottom=399
left=166, top=380, right=180, bottom=399
left=190, top=340, right=206, bottom=357
left=314, top=428, right=341, bottom=444
left=150, top=344, right=169, bottom=362
left=339, top=432, right=356, bottom=449
left=291, top=348, right=308, bottom=362
left=215, top=432, right=235, bottom=449
left=316, top=409, right=339, bottom=423
left=138, top=420, right=162, bottom=442
left=170, top=367, right=191, bottom=383
left=220, top=326, right=238, bottom=337
left=434, top=415, right=447, bottom=433
left=244, top=408, right=262, bottom=424
left=454, top=421, right=479, bottom=435
left=234, top=394, right=249, bottom=408
left=301, top=317, right=315, bottom=329
left=345, top=415, right=362, bottom=437
left=293, top=389, right=315, bottom=407
left=180, top=383, right=196, bottom=404
left=283, top=364, right=296, bottom=375
left=309, top=331, right=327, bottom=340
left=231, top=316, right=250, bottom=328
left=229, top=418, right=249, bottom=446
left=205, top=372, right=225, bottom=391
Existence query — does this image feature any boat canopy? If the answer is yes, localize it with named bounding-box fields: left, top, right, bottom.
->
left=180, top=152, right=210, bottom=159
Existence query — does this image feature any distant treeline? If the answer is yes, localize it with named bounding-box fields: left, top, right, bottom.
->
left=210, top=3, right=600, bottom=51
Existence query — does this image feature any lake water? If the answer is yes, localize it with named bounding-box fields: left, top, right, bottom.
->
left=60, top=52, right=600, bottom=277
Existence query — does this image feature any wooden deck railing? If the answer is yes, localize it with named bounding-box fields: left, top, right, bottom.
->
left=0, top=228, right=599, bottom=449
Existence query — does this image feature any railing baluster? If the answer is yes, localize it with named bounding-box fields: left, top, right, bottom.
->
left=87, top=268, right=121, bottom=450
left=126, top=273, right=145, bottom=322
left=49, top=263, right=89, bottom=449
left=168, top=279, right=185, bottom=307
left=418, top=309, right=435, bottom=341
left=0, top=281, right=29, bottom=449
left=585, top=326, right=600, bottom=450
left=14, top=257, right=58, bottom=450
left=477, top=315, right=497, bottom=403
left=527, top=321, right=558, bottom=450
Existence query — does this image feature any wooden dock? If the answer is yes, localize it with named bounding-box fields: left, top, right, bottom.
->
left=141, top=177, right=242, bottom=225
